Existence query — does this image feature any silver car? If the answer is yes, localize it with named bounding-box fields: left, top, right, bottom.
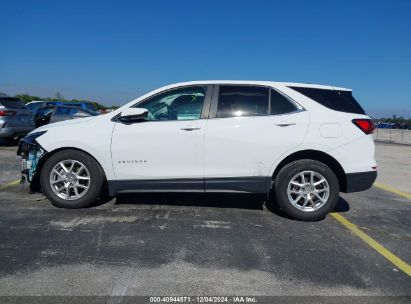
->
left=0, top=97, right=35, bottom=142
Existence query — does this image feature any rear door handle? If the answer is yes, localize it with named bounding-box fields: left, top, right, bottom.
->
left=180, top=127, right=201, bottom=131
left=275, top=122, right=296, bottom=127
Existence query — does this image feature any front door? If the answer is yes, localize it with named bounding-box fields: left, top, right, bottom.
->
left=111, top=85, right=212, bottom=191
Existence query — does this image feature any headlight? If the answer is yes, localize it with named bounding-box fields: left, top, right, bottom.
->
left=17, top=131, right=47, bottom=156
left=24, top=130, right=48, bottom=142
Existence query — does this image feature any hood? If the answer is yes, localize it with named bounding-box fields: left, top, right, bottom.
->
left=28, top=116, right=97, bottom=135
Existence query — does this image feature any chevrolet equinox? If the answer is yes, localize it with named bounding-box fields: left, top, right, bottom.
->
left=18, top=81, right=377, bottom=221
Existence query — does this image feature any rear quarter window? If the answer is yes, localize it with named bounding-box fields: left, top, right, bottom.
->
left=270, top=89, right=298, bottom=115
left=289, top=87, right=365, bottom=115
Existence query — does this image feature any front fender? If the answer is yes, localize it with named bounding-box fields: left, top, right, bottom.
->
left=34, top=117, right=116, bottom=180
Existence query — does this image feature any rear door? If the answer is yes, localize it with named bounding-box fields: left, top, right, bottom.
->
left=203, top=85, right=309, bottom=193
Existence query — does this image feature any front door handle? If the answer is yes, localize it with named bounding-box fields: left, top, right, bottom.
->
left=180, top=127, right=201, bottom=131
left=275, top=122, right=296, bottom=127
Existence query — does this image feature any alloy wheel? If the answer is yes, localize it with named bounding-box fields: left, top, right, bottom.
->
left=49, top=160, right=91, bottom=200
left=286, top=170, right=330, bottom=212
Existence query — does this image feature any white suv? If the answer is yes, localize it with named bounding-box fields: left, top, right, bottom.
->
left=18, top=81, right=377, bottom=221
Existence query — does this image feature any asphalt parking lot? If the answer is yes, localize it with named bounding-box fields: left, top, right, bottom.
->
left=0, top=140, right=410, bottom=299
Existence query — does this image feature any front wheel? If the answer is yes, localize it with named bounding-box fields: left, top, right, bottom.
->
left=273, top=159, right=339, bottom=221
left=40, top=149, right=105, bottom=208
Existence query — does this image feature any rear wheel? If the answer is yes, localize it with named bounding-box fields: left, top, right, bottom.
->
left=273, top=159, right=339, bottom=221
left=40, top=149, right=105, bottom=208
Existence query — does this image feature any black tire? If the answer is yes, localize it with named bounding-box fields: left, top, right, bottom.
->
left=273, top=159, right=339, bottom=221
left=40, top=149, right=105, bottom=208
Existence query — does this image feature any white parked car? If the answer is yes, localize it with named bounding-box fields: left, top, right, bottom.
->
left=18, top=81, right=377, bottom=220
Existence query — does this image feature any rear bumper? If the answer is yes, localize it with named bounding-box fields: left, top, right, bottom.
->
left=344, top=171, right=377, bottom=193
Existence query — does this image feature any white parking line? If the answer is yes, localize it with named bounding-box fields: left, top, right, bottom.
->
left=107, top=270, right=134, bottom=303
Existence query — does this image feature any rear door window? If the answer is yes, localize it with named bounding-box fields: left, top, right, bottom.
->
left=289, top=87, right=365, bottom=114
left=216, top=86, right=269, bottom=118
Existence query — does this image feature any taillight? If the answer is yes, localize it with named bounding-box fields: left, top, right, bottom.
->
left=352, top=119, right=376, bottom=134
left=0, top=110, right=17, bottom=116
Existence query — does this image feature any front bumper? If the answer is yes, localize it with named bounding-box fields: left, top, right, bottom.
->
left=17, top=135, right=47, bottom=183
left=345, top=171, right=377, bottom=193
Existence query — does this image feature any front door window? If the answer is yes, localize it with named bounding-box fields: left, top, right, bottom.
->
left=135, top=86, right=207, bottom=121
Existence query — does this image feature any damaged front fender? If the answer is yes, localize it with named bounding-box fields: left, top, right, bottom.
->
left=17, top=131, right=48, bottom=184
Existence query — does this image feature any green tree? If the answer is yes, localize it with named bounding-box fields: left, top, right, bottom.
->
left=14, top=94, right=41, bottom=103
left=10, top=92, right=119, bottom=110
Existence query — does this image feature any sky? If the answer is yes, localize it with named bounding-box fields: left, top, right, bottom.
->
left=1, top=0, right=410, bottom=118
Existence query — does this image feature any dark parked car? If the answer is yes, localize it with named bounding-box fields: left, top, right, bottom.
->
left=0, top=97, right=34, bottom=142
left=34, top=105, right=99, bottom=127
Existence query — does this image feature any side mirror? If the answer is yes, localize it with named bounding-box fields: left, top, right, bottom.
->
left=119, top=108, right=149, bottom=123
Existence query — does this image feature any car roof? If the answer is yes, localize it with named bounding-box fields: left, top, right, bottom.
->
left=27, top=101, right=62, bottom=105
left=165, top=80, right=351, bottom=91
left=28, top=101, right=92, bottom=105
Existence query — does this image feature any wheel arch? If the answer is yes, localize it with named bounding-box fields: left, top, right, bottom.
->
left=271, top=149, right=347, bottom=192
left=30, top=147, right=108, bottom=193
